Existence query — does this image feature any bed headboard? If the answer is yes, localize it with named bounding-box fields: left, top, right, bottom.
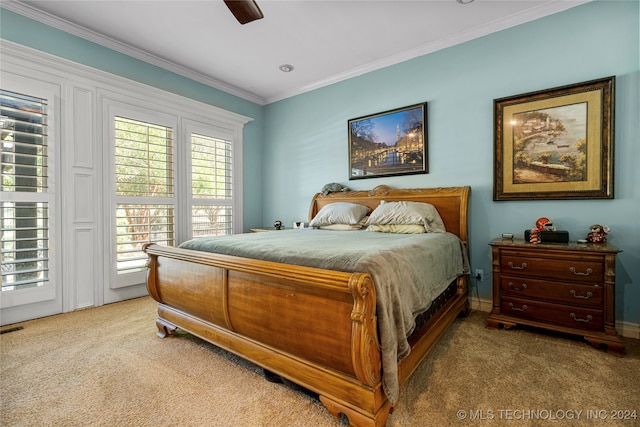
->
left=308, top=185, right=470, bottom=244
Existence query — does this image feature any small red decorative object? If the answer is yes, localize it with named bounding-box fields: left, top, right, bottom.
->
left=587, top=224, right=609, bottom=243
left=535, top=217, right=550, bottom=231
left=529, top=228, right=540, bottom=244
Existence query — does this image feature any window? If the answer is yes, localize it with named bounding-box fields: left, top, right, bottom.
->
left=108, top=109, right=242, bottom=289
left=113, top=116, right=175, bottom=281
left=191, top=132, right=233, bottom=237
left=1, top=90, right=50, bottom=294
left=2, top=42, right=248, bottom=318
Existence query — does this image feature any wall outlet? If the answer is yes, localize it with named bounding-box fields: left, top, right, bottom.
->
left=474, top=269, right=484, bottom=282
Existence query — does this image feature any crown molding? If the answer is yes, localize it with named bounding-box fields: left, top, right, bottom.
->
left=264, top=0, right=591, bottom=104
left=1, top=40, right=253, bottom=127
left=4, top=0, right=590, bottom=106
left=2, top=0, right=267, bottom=105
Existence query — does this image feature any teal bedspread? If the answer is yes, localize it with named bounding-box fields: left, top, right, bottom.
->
left=180, top=229, right=468, bottom=404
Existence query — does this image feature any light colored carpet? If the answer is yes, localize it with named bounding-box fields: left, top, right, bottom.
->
left=1, top=296, right=638, bottom=426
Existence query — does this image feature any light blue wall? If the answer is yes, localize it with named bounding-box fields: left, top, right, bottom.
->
left=263, top=1, right=640, bottom=324
left=0, top=8, right=265, bottom=229
left=2, top=2, right=638, bottom=325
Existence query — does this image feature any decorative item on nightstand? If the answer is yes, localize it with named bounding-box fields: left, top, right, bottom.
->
left=586, top=224, right=609, bottom=243
left=524, top=217, right=569, bottom=243
left=536, top=217, right=553, bottom=231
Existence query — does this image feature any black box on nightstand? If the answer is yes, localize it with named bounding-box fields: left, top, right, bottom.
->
left=524, top=230, right=569, bottom=243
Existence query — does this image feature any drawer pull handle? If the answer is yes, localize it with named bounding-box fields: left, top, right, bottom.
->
left=570, top=313, right=593, bottom=323
left=569, top=290, right=593, bottom=300
left=508, top=282, right=528, bottom=291
left=569, top=267, right=593, bottom=276
left=508, top=302, right=527, bottom=312
left=508, top=262, right=528, bottom=270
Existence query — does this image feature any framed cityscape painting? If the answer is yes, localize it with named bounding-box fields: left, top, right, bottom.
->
left=348, top=103, right=427, bottom=180
left=494, top=77, right=615, bottom=200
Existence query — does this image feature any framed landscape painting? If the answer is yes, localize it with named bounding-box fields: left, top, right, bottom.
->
left=494, top=77, right=614, bottom=200
left=348, top=103, right=427, bottom=180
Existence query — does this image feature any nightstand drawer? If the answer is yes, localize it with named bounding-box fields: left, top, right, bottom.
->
left=500, top=275, right=603, bottom=307
left=501, top=297, right=603, bottom=331
left=500, top=254, right=603, bottom=283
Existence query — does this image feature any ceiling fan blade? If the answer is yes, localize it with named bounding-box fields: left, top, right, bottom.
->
left=224, top=0, right=264, bottom=25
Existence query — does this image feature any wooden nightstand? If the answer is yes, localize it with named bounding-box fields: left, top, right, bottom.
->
left=486, top=238, right=624, bottom=356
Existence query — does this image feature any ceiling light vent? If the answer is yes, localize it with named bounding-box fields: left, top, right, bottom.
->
left=279, top=64, right=294, bottom=73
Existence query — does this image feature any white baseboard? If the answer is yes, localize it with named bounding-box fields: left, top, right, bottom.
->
left=468, top=297, right=639, bottom=339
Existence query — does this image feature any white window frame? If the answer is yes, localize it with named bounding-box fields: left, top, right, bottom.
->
left=181, top=118, right=240, bottom=239
left=2, top=41, right=251, bottom=316
left=0, top=72, right=61, bottom=311
left=103, top=96, right=246, bottom=290
left=105, top=101, right=178, bottom=289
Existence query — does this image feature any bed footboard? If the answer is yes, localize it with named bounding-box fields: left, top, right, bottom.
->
left=143, top=243, right=392, bottom=425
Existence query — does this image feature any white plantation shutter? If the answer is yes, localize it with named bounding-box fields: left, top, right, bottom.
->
left=115, top=204, right=174, bottom=274
left=1, top=90, right=50, bottom=293
left=191, top=133, right=233, bottom=237
left=109, top=111, right=243, bottom=288
left=113, top=116, right=175, bottom=278
left=115, top=117, right=174, bottom=197
left=2, top=43, right=248, bottom=319
left=191, top=133, right=231, bottom=199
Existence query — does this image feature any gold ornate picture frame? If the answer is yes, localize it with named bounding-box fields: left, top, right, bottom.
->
left=494, top=77, right=615, bottom=200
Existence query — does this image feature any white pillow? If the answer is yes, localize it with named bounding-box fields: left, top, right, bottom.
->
left=309, top=202, right=369, bottom=227
left=365, top=201, right=446, bottom=233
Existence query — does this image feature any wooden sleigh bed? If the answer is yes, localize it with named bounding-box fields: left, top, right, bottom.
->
left=143, top=185, right=470, bottom=426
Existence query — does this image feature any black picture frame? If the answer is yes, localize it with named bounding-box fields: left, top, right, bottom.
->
left=348, top=103, right=427, bottom=180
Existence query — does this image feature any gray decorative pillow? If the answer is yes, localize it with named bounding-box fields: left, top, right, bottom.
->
left=309, top=202, right=369, bottom=227
left=365, top=201, right=446, bottom=232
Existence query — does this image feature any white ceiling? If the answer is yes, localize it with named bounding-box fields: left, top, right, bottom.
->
left=5, top=0, right=589, bottom=105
